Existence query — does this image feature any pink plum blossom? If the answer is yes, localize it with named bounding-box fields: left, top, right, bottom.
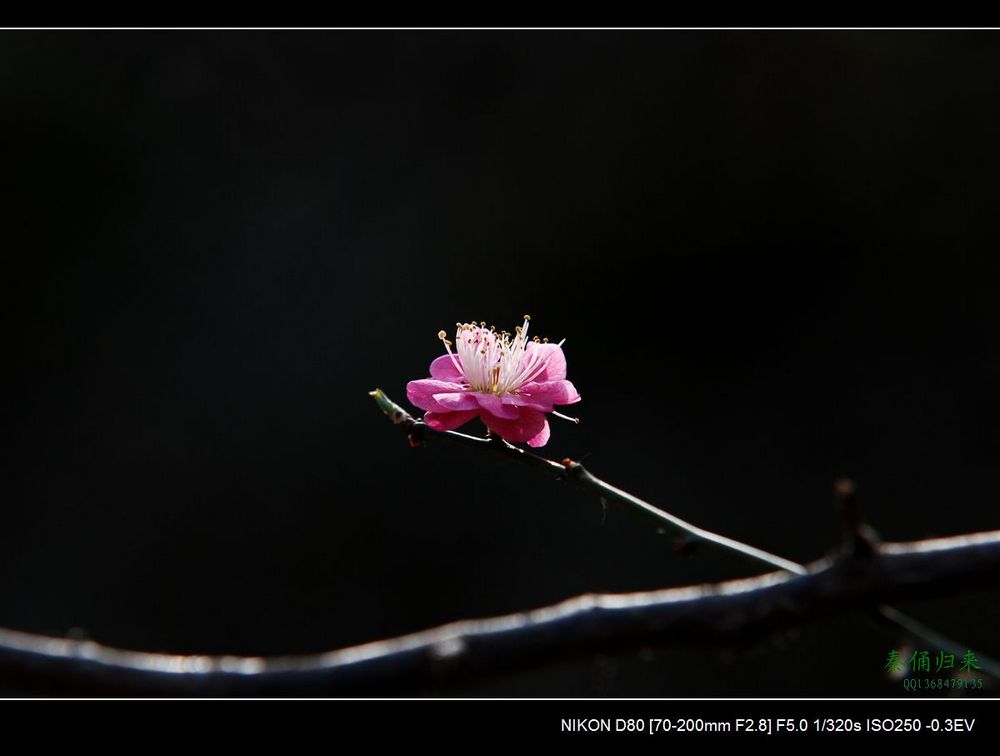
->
left=406, top=316, right=581, bottom=447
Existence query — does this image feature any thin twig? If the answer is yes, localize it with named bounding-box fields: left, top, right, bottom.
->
left=0, top=529, right=997, bottom=695
left=369, top=388, right=1000, bottom=678
left=369, top=389, right=816, bottom=573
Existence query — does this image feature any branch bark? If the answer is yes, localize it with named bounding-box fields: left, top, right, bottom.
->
left=0, top=529, right=997, bottom=695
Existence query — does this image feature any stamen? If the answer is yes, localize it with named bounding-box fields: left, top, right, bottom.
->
left=439, top=328, right=465, bottom=379
left=551, top=411, right=580, bottom=424
left=440, top=318, right=565, bottom=396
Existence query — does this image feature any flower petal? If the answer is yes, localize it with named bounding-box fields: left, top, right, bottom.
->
left=501, top=380, right=581, bottom=411
left=473, top=393, right=520, bottom=419
left=423, top=409, right=479, bottom=432
left=434, top=391, right=479, bottom=411
left=406, top=379, right=464, bottom=411
left=526, top=416, right=550, bottom=448
left=429, top=353, right=464, bottom=382
left=479, top=406, right=548, bottom=445
left=523, top=342, right=567, bottom=382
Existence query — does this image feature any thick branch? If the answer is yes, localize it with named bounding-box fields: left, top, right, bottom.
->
left=0, top=530, right=998, bottom=695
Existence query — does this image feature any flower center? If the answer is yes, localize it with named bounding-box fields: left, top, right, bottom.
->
left=438, top=315, right=555, bottom=395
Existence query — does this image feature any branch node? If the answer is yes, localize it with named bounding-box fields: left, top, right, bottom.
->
left=407, top=423, right=427, bottom=448
left=561, top=460, right=589, bottom=483
left=835, top=476, right=880, bottom=557
left=672, top=535, right=700, bottom=556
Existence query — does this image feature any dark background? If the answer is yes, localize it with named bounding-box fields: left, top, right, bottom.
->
left=0, top=31, right=997, bottom=696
